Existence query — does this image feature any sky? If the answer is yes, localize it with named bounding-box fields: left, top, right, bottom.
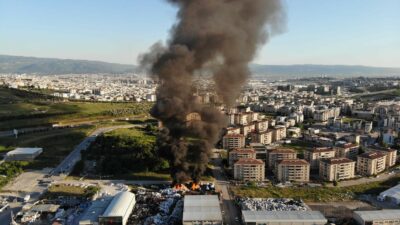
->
left=0, top=0, right=399, bottom=67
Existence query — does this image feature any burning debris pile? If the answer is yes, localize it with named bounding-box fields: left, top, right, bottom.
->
left=239, top=198, right=308, bottom=211
left=140, top=0, right=285, bottom=183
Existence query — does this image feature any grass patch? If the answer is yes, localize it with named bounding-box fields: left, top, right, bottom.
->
left=232, top=175, right=400, bottom=202
left=44, top=184, right=100, bottom=199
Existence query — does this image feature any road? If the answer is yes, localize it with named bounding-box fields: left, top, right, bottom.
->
left=51, top=124, right=137, bottom=176
left=212, top=158, right=241, bottom=225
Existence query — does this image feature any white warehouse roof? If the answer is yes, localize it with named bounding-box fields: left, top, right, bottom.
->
left=242, top=211, right=327, bottom=223
left=7, top=147, right=43, bottom=155
left=102, top=191, right=135, bottom=217
left=183, top=195, right=222, bottom=222
left=379, top=184, right=400, bottom=201
left=354, top=210, right=400, bottom=221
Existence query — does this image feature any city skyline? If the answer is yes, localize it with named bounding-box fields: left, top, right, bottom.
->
left=0, top=0, right=399, bottom=67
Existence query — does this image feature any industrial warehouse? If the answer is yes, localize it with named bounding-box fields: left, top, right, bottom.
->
left=5, top=147, right=43, bottom=161
left=242, top=211, right=328, bottom=225
left=182, top=195, right=222, bottom=225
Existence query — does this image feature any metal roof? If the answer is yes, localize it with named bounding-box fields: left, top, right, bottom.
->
left=183, top=195, right=222, bottom=222
left=7, top=147, right=42, bottom=155
left=379, top=184, right=400, bottom=200
left=242, top=211, right=327, bottom=223
left=354, top=210, right=400, bottom=221
left=101, top=191, right=135, bottom=218
left=80, top=197, right=112, bottom=224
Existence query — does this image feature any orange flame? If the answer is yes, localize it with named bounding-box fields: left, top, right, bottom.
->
left=191, top=182, right=200, bottom=191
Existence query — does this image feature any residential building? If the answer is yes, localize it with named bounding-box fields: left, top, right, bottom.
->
left=234, top=158, right=265, bottom=181
left=229, top=148, right=256, bottom=166
left=319, top=158, right=355, bottom=181
left=334, top=143, right=359, bottom=160
left=357, top=151, right=387, bottom=176
left=272, top=126, right=286, bottom=142
left=251, top=130, right=273, bottom=145
left=222, top=134, right=245, bottom=150
left=276, top=159, right=310, bottom=183
left=304, top=147, right=336, bottom=169
left=268, top=148, right=297, bottom=169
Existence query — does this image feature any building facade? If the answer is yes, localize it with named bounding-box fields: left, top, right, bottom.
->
left=276, top=159, right=310, bottom=183
left=222, top=134, right=245, bottom=150
left=304, top=147, right=336, bottom=169
left=357, top=151, right=387, bottom=176
left=234, top=158, right=265, bottom=181
left=319, top=158, right=355, bottom=181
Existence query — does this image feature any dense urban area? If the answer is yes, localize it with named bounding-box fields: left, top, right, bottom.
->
left=1, top=73, right=400, bottom=225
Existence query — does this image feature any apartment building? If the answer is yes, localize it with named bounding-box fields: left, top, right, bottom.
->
left=268, top=148, right=297, bottom=169
left=334, top=143, right=360, bottom=160
left=240, top=123, right=255, bottom=136
left=254, top=119, right=269, bottom=132
left=319, top=158, right=356, bottom=181
left=276, top=159, right=310, bottom=183
left=229, top=148, right=256, bottom=166
left=357, top=151, right=387, bottom=176
left=304, top=147, right=336, bottom=169
left=234, top=158, right=265, bottom=181
left=222, top=134, right=245, bottom=150
left=272, top=125, right=287, bottom=142
left=251, top=130, right=273, bottom=145
left=374, top=148, right=397, bottom=168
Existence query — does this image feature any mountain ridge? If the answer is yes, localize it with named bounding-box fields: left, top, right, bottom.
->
left=1, top=54, right=399, bottom=78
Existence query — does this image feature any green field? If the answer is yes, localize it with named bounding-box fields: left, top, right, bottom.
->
left=0, top=126, right=95, bottom=169
left=0, top=87, right=152, bottom=130
left=232, top=175, right=400, bottom=202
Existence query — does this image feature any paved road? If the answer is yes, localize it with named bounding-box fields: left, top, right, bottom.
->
left=212, top=158, right=241, bottom=225
left=51, top=124, right=137, bottom=176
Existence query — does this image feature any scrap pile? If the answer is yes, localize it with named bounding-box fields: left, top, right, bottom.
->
left=239, top=198, right=308, bottom=211
left=128, top=187, right=183, bottom=225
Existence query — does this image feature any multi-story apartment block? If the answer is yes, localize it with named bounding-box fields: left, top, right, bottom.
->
left=334, top=143, right=360, bottom=160
left=272, top=125, right=286, bottom=142
left=251, top=130, right=273, bottom=145
left=222, top=134, right=245, bottom=150
left=240, top=123, right=255, bottom=136
left=357, top=151, right=387, bottom=176
left=374, top=147, right=397, bottom=168
left=234, top=158, right=265, bottom=181
left=319, top=158, right=355, bottom=181
left=304, top=147, right=336, bottom=169
left=229, top=148, right=256, bottom=166
left=276, top=159, right=310, bottom=183
left=254, top=119, right=269, bottom=132
left=268, top=148, right=297, bottom=169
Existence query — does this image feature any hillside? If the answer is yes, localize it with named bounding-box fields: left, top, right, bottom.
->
left=0, top=55, right=136, bottom=74
left=1, top=55, right=399, bottom=78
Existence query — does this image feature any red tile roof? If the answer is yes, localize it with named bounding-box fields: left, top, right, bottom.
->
left=234, top=158, right=264, bottom=165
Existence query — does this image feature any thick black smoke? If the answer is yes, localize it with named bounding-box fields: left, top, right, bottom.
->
left=140, top=0, right=285, bottom=183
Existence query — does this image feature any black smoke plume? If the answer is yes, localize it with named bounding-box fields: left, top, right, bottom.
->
left=140, top=0, right=285, bottom=183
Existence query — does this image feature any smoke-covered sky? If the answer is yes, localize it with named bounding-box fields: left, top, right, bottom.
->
left=0, top=0, right=399, bottom=67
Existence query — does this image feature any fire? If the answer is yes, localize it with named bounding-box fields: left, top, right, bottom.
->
left=173, top=183, right=189, bottom=191
left=190, top=182, right=200, bottom=191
